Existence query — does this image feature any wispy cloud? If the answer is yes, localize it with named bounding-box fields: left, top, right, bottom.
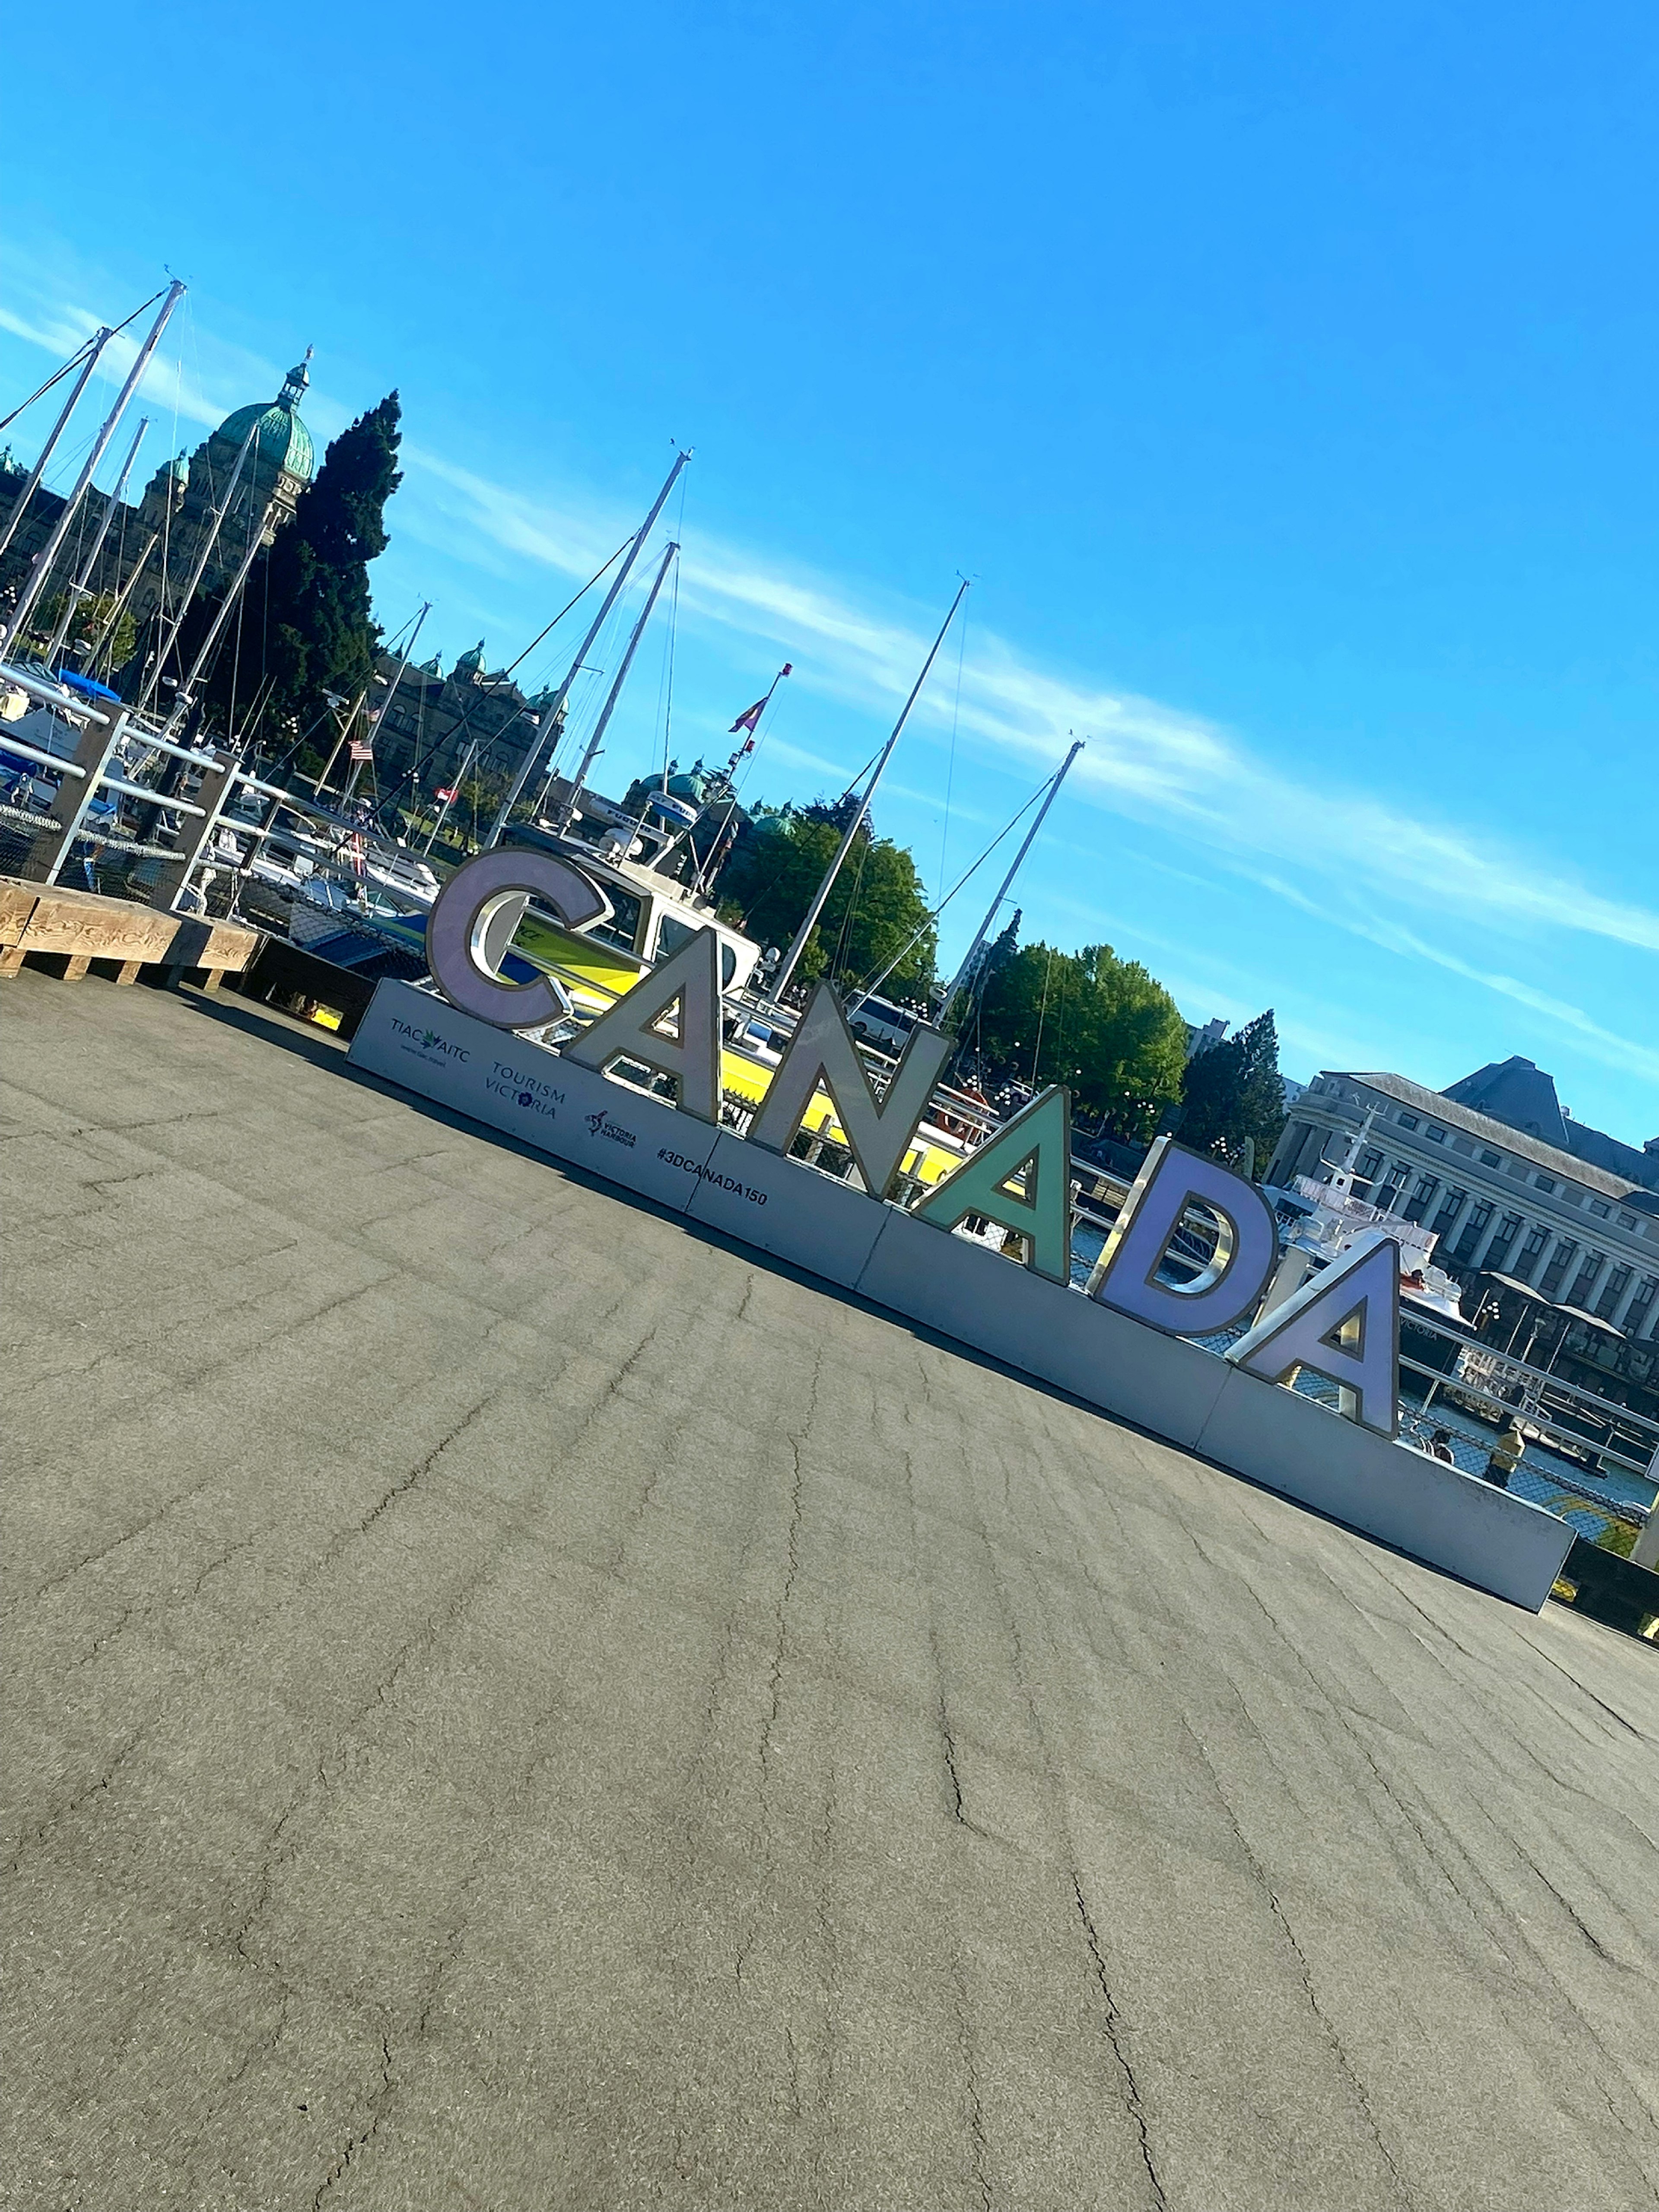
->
left=407, top=448, right=1659, bottom=974
left=6, top=261, right=1655, bottom=1090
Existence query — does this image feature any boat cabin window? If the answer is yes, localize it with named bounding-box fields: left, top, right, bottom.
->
left=655, top=911, right=738, bottom=985
left=588, top=886, right=644, bottom=955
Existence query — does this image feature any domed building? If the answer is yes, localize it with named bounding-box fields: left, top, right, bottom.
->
left=0, top=350, right=321, bottom=647
left=125, top=352, right=318, bottom=623
left=199, top=353, right=316, bottom=528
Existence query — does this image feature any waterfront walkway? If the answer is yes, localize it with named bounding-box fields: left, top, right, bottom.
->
left=4, top=969, right=1657, bottom=2211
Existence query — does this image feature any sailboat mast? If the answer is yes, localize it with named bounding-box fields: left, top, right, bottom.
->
left=136, top=404, right=265, bottom=715
left=78, top=528, right=159, bottom=673
left=487, top=447, right=692, bottom=846
left=4, top=280, right=184, bottom=652
left=555, top=540, right=679, bottom=832
left=769, top=578, right=969, bottom=1005
left=42, top=415, right=149, bottom=666
left=0, top=329, right=112, bottom=575
left=159, top=477, right=286, bottom=741
left=938, top=738, right=1082, bottom=1020
left=343, top=601, right=432, bottom=803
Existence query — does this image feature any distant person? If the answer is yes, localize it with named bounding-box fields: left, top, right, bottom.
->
left=1428, top=1428, right=1455, bottom=1463
left=1484, top=1418, right=1527, bottom=1490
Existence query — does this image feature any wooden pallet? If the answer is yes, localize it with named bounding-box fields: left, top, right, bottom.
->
left=0, top=877, right=260, bottom=988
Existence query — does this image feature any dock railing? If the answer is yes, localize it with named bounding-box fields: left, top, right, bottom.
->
left=0, top=659, right=291, bottom=912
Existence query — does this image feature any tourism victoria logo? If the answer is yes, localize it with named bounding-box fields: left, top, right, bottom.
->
left=486, top=1058, right=562, bottom=1119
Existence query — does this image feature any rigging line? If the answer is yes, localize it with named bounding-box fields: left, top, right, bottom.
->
left=828, top=827, right=873, bottom=987
left=938, top=599, right=966, bottom=904
left=398, top=537, right=635, bottom=806
left=1030, top=946, right=1056, bottom=1088
left=498, top=537, right=632, bottom=684
left=659, top=547, right=681, bottom=788
left=843, top=771, right=1051, bottom=1006
left=0, top=286, right=168, bottom=433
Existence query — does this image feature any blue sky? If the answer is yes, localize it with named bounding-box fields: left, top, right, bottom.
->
left=4, top=1, right=1656, bottom=1137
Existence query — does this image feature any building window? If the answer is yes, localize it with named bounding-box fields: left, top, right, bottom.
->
left=1538, top=1239, right=1578, bottom=1301
left=1357, top=1148, right=1383, bottom=1194
left=1403, top=1174, right=1440, bottom=1224
left=1481, top=1149, right=1502, bottom=1168
left=1535, top=1174, right=1556, bottom=1194
left=1514, top=1223, right=1551, bottom=1281
left=1595, top=1265, right=1632, bottom=1321
left=1451, top=1201, right=1494, bottom=1264
left=1397, top=1112, right=1419, bottom=1130
left=1427, top=1125, right=1446, bottom=1144
left=1567, top=1254, right=1605, bottom=1309
left=1483, top=1211, right=1523, bottom=1269
left=1431, top=1187, right=1467, bottom=1236
left=1588, top=1199, right=1611, bottom=1219
left=1627, top=1276, right=1659, bottom=1332
left=1620, top=1213, right=1640, bottom=1230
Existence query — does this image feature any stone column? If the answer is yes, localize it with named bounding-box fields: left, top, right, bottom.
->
left=1608, top=1266, right=1655, bottom=1334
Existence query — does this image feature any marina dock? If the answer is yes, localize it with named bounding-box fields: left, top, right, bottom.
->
left=5, top=967, right=1658, bottom=2209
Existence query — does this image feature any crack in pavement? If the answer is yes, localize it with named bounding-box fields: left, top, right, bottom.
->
left=311, top=2031, right=394, bottom=2208
left=1181, top=1719, right=1419, bottom=2209
left=1071, top=1872, right=1167, bottom=2211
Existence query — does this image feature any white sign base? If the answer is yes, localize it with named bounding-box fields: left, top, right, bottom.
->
left=348, top=980, right=1575, bottom=1611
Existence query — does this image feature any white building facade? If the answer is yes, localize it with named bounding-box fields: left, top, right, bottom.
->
left=1267, top=1065, right=1659, bottom=1346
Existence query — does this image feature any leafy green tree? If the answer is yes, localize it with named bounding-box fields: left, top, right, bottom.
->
left=973, top=938, right=1187, bottom=1137
left=203, top=392, right=403, bottom=738
left=35, top=588, right=135, bottom=672
left=715, top=807, right=936, bottom=993
left=1179, top=1008, right=1287, bottom=1175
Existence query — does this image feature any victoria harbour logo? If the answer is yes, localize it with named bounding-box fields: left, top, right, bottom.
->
left=587, top=1109, right=637, bottom=1148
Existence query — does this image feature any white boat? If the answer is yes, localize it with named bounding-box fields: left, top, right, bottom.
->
left=1272, top=1111, right=1467, bottom=1323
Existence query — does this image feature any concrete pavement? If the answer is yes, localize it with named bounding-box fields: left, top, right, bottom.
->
left=3, top=968, right=1657, bottom=2211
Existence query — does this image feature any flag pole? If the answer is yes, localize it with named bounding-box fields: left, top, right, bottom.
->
left=687, top=663, right=794, bottom=897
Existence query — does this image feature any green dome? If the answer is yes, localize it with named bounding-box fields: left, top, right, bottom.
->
left=215, top=400, right=314, bottom=483
left=215, top=351, right=316, bottom=483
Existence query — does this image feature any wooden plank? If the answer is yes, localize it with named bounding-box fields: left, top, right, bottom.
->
left=0, top=882, right=39, bottom=947
left=114, top=960, right=143, bottom=986
left=62, top=954, right=91, bottom=981
left=197, top=921, right=260, bottom=973
left=0, top=948, right=25, bottom=979
left=17, top=894, right=181, bottom=963
left=0, top=875, right=261, bottom=980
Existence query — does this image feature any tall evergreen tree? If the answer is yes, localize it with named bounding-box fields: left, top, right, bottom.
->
left=205, top=391, right=402, bottom=741
left=1179, top=1009, right=1287, bottom=1175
